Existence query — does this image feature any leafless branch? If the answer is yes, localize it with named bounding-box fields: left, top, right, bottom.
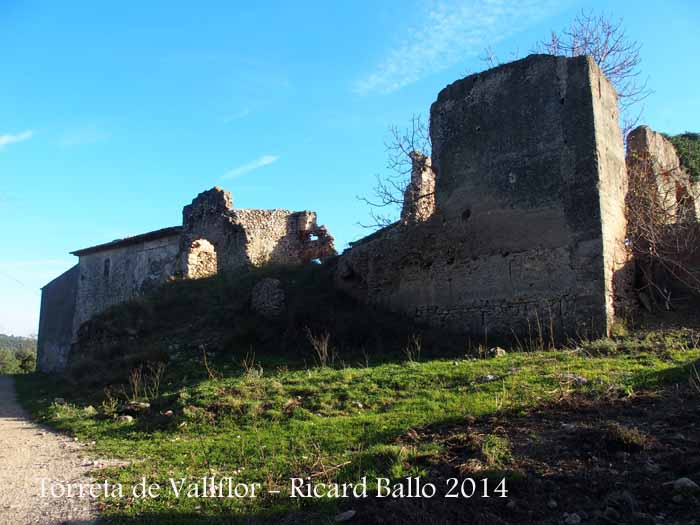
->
left=626, top=152, right=700, bottom=307
left=357, top=114, right=432, bottom=229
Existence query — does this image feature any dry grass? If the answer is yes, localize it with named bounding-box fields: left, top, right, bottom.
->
left=127, top=362, right=166, bottom=402
left=305, top=327, right=335, bottom=368
left=689, top=364, right=700, bottom=396
left=403, top=334, right=422, bottom=363
left=603, top=422, right=651, bottom=453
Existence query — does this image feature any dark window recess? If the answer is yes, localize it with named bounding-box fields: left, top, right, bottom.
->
left=103, top=258, right=111, bottom=279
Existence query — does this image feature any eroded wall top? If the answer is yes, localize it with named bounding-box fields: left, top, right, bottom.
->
left=337, top=54, right=630, bottom=340
left=627, top=125, right=699, bottom=222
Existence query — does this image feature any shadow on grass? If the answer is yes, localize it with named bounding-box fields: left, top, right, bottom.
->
left=630, top=356, right=700, bottom=389
left=98, top=501, right=342, bottom=525
left=16, top=313, right=700, bottom=525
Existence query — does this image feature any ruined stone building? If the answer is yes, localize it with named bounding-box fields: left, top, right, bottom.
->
left=38, top=53, right=699, bottom=372
left=336, top=56, right=700, bottom=344
left=338, top=54, right=634, bottom=342
left=626, top=125, right=700, bottom=223
left=401, top=151, right=435, bottom=226
left=37, top=188, right=335, bottom=372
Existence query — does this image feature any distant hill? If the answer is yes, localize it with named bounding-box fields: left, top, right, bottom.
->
left=0, top=334, right=36, bottom=352
left=0, top=334, right=36, bottom=374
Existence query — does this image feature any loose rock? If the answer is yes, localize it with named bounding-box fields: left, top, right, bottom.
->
left=671, top=477, right=700, bottom=494
left=251, top=278, right=286, bottom=320
left=335, top=509, right=356, bottom=522
left=488, top=347, right=507, bottom=358
left=563, top=512, right=581, bottom=525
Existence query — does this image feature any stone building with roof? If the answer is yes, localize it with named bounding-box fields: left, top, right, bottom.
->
left=36, top=187, right=335, bottom=372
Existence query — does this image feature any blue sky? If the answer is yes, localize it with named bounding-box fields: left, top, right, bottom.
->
left=1, top=0, right=698, bottom=336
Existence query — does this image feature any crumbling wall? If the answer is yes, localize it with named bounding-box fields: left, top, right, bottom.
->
left=185, top=239, right=217, bottom=279
left=337, top=54, right=630, bottom=341
left=626, top=125, right=700, bottom=305
left=37, top=265, right=79, bottom=372
left=180, top=187, right=249, bottom=271
left=627, top=125, right=696, bottom=222
left=40, top=184, right=336, bottom=372
left=401, top=151, right=435, bottom=225
left=73, top=233, right=181, bottom=338
left=235, top=209, right=335, bottom=265
left=180, top=187, right=336, bottom=271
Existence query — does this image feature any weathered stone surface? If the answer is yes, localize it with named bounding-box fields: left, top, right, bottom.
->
left=251, top=278, right=286, bottom=319
left=37, top=265, right=79, bottom=373
left=185, top=239, right=217, bottom=279
left=179, top=187, right=336, bottom=271
left=71, top=231, right=181, bottom=342
left=38, top=186, right=336, bottom=372
left=401, top=151, right=435, bottom=225
left=336, top=54, right=631, bottom=341
left=627, top=125, right=698, bottom=222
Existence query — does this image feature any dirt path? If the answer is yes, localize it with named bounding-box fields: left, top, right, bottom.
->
left=0, top=376, right=96, bottom=525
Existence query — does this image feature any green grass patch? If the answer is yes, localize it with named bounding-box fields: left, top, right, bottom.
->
left=15, top=330, right=700, bottom=524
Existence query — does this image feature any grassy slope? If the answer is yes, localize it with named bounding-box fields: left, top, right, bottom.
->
left=14, top=266, right=700, bottom=523
left=17, top=334, right=700, bottom=523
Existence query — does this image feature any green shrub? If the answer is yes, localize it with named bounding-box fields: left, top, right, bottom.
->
left=480, top=435, right=513, bottom=467
left=666, top=132, right=700, bottom=181
left=0, top=334, right=36, bottom=374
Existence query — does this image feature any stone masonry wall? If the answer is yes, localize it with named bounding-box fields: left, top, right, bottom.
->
left=185, top=239, right=218, bottom=279
left=40, top=186, right=336, bottom=372
left=180, top=187, right=336, bottom=273
left=336, top=55, right=630, bottom=341
left=401, top=151, right=436, bottom=225
left=627, top=125, right=698, bottom=222
left=72, top=233, right=181, bottom=339
left=37, top=265, right=79, bottom=372
left=179, top=187, right=249, bottom=272
left=234, top=209, right=331, bottom=266
left=625, top=125, right=700, bottom=304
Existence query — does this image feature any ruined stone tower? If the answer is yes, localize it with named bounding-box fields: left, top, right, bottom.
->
left=401, top=151, right=436, bottom=225
left=337, top=54, right=632, bottom=341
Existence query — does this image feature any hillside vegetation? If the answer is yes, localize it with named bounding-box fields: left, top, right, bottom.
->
left=667, top=131, right=700, bottom=181
left=16, top=265, right=700, bottom=524
left=0, top=333, right=36, bottom=374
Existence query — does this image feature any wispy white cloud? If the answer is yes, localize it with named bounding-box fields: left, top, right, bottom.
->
left=222, top=154, right=279, bottom=179
left=353, top=0, right=563, bottom=95
left=0, top=130, right=33, bottom=149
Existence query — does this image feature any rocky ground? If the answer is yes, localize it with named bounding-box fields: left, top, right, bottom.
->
left=353, top=384, right=700, bottom=525
left=0, top=376, right=97, bottom=525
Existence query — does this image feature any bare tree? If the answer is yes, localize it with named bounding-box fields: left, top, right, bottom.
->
left=478, top=45, right=521, bottom=69
left=357, top=114, right=431, bottom=228
left=480, top=11, right=650, bottom=136
left=537, top=10, right=651, bottom=136
left=626, top=151, right=700, bottom=309
left=361, top=11, right=651, bottom=230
